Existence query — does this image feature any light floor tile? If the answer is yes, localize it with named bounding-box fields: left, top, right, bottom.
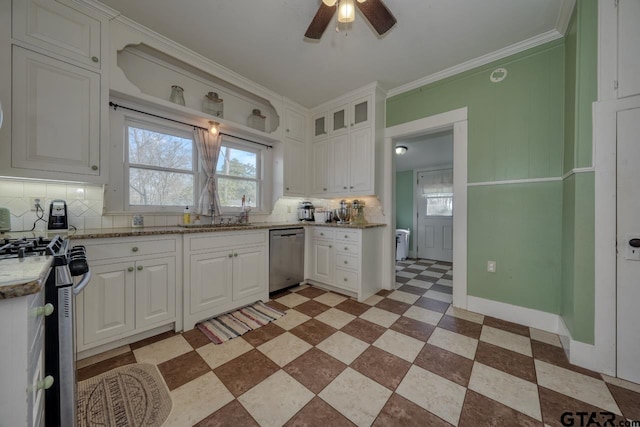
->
left=468, top=362, right=541, bottom=421
left=133, top=335, right=192, bottom=365
left=373, top=330, right=425, bottom=363
left=535, top=360, right=622, bottom=415
left=480, top=326, right=532, bottom=357
left=427, top=327, right=478, bottom=360
left=77, top=345, right=130, bottom=369
left=601, top=374, right=640, bottom=394
left=423, top=290, right=453, bottom=303
left=387, top=290, right=420, bottom=305
left=238, top=370, right=314, bottom=427
left=197, top=337, right=253, bottom=370
left=403, top=306, right=444, bottom=326
left=315, top=308, right=356, bottom=329
left=276, top=293, right=310, bottom=308
left=407, top=264, right=427, bottom=270
left=273, top=309, right=311, bottom=330
left=432, top=264, right=452, bottom=270
left=529, top=328, right=562, bottom=347
left=420, top=270, right=442, bottom=278
left=362, top=294, right=384, bottom=306
left=319, top=368, right=392, bottom=426
left=314, top=292, right=348, bottom=307
left=406, top=279, right=432, bottom=289
left=436, top=278, right=453, bottom=286
left=396, top=271, right=417, bottom=279
left=163, top=372, right=234, bottom=427
left=396, top=365, right=466, bottom=425
left=316, top=331, right=369, bottom=365
left=258, top=332, right=313, bottom=367
left=360, top=307, right=401, bottom=328
left=445, top=306, right=484, bottom=324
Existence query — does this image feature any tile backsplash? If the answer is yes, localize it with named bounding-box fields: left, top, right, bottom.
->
left=0, top=178, right=386, bottom=232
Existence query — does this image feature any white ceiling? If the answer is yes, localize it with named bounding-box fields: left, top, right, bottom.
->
left=99, top=0, right=572, bottom=108
left=395, top=130, right=453, bottom=172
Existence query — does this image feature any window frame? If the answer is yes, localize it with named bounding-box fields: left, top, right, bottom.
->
left=216, top=136, right=263, bottom=212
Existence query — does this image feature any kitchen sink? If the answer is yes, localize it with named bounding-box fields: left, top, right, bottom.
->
left=178, top=223, right=252, bottom=228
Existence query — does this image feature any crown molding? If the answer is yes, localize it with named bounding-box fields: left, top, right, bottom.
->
left=386, top=29, right=563, bottom=99
left=556, top=0, right=577, bottom=35
left=62, top=0, right=120, bottom=19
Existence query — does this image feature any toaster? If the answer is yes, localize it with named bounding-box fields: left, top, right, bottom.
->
left=0, top=207, right=10, bottom=233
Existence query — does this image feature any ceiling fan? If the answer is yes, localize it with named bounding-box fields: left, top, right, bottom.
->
left=305, top=0, right=397, bottom=39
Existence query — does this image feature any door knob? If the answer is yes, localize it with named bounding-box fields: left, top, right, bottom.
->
left=630, top=239, right=640, bottom=248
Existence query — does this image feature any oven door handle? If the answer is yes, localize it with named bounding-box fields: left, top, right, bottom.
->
left=73, top=270, right=92, bottom=296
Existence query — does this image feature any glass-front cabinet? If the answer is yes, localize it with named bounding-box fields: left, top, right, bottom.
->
left=329, top=103, right=349, bottom=135
left=313, top=112, right=328, bottom=141
left=350, top=94, right=371, bottom=130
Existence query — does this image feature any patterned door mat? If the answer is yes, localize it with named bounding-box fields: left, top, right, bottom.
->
left=197, top=301, right=286, bottom=344
left=77, top=363, right=172, bottom=427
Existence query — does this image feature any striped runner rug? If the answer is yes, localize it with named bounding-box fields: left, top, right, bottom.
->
left=196, top=301, right=286, bottom=344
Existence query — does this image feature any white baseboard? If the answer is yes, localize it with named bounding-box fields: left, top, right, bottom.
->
left=557, top=316, right=572, bottom=360
left=466, top=296, right=560, bottom=334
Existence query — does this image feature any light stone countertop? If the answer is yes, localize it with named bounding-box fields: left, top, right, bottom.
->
left=0, top=256, right=51, bottom=299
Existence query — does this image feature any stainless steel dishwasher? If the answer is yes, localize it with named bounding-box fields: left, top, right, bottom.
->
left=269, top=228, right=305, bottom=292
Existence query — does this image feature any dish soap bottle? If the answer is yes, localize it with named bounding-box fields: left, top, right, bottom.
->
left=183, top=206, right=191, bottom=225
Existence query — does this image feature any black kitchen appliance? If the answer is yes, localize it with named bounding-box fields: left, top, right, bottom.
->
left=47, top=200, right=68, bottom=230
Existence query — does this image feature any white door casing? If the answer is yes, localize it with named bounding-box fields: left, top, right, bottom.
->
left=416, top=169, right=454, bottom=262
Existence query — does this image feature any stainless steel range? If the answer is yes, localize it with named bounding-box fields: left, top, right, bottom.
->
left=0, top=236, right=91, bottom=427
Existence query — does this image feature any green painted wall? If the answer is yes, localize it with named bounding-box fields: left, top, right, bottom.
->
left=561, top=175, right=576, bottom=332
left=396, top=171, right=414, bottom=248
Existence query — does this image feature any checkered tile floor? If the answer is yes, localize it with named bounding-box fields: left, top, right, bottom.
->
left=77, top=259, right=640, bottom=426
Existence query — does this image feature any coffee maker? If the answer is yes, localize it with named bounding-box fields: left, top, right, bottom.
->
left=47, top=200, right=69, bottom=230
left=297, top=201, right=315, bottom=221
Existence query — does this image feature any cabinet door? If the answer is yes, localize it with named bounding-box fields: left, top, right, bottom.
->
left=350, top=94, right=372, bottom=129
left=12, top=46, right=101, bottom=176
left=232, top=246, right=267, bottom=300
left=311, top=240, right=334, bottom=284
left=311, top=139, right=330, bottom=195
left=349, top=127, right=374, bottom=193
left=329, top=134, right=350, bottom=193
left=285, top=107, right=306, bottom=142
left=135, top=256, right=176, bottom=328
left=12, top=0, right=102, bottom=69
left=329, top=103, right=349, bottom=135
left=284, top=140, right=306, bottom=196
left=190, top=250, right=233, bottom=314
left=618, top=0, right=640, bottom=98
left=80, top=261, right=135, bottom=345
left=312, top=112, right=328, bottom=141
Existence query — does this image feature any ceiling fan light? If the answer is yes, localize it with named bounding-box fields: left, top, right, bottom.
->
left=338, top=0, right=356, bottom=23
left=322, top=0, right=337, bottom=6
left=395, top=146, right=408, bottom=155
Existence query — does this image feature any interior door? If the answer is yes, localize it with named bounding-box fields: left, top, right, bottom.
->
left=617, top=107, right=640, bottom=383
left=417, top=169, right=453, bottom=262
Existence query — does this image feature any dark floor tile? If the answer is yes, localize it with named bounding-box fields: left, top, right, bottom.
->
left=375, top=298, right=411, bottom=315
left=341, top=318, right=387, bottom=344
left=429, top=284, right=453, bottom=294
left=459, top=390, right=543, bottom=427
left=157, top=351, right=211, bottom=390
left=195, top=400, right=259, bottom=427
left=129, top=331, right=178, bottom=350
left=284, top=348, right=346, bottom=394
left=376, top=289, right=393, bottom=297
left=539, top=386, right=628, bottom=427
left=442, top=274, right=453, bottom=280
left=182, top=328, right=213, bottom=349
left=402, top=268, right=423, bottom=274
left=334, top=299, right=370, bottom=316
left=531, top=340, right=601, bottom=379
left=242, top=322, right=286, bottom=347
left=265, top=300, right=290, bottom=313
left=77, top=352, right=137, bottom=381
left=414, top=343, right=473, bottom=387
left=390, top=316, right=435, bottom=342
left=395, top=276, right=411, bottom=284
left=429, top=268, right=449, bottom=274
left=437, top=315, right=482, bottom=339
left=436, top=261, right=453, bottom=266
left=351, top=346, right=411, bottom=390
left=213, top=349, right=280, bottom=397
left=397, top=284, right=428, bottom=296
left=373, top=393, right=453, bottom=427
left=475, top=341, right=536, bottom=383
left=296, top=286, right=327, bottom=299
left=415, top=260, right=435, bottom=266
left=606, top=383, right=640, bottom=421
left=269, top=289, right=291, bottom=299
left=294, top=300, right=331, bottom=317
left=414, top=297, right=450, bottom=313
left=412, top=274, right=439, bottom=283
left=284, top=397, right=355, bottom=427
left=484, top=316, right=530, bottom=337
left=290, top=319, right=337, bottom=346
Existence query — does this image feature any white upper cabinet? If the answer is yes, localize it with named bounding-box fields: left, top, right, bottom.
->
left=618, top=0, right=640, bottom=99
left=311, top=139, right=329, bottom=195
left=350, top=94, right=372, bottom=130
left=349, top=127, right=374, bottom=193
left=329, top=102, right=350, bottom=135
left=329, top=134, right=350, bottom=193
left=312, top=112, right=328, bottom=141
left=285, top=106, right=306, bottom=142
left=283, top=140, right=306, bottom=196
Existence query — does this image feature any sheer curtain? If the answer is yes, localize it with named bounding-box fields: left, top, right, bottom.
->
left=193, top=128, right=222, bottom=217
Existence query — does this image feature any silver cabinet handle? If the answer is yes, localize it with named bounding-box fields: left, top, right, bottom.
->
left=137, top=265, right=143, bottom=271
left=132, top=247, right=139, bottom=252
left=91, top=56, right=99, bottom=63
left=36, top=376, right=54, bottom=390
left=128, top=267, right=134, bottom=272
left=35, top=303, right=54, bottom=317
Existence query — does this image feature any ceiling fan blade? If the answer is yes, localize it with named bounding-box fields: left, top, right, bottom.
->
left=356, top=0, right=397, bottom=36
left=305, top=3, right=337, bottom=39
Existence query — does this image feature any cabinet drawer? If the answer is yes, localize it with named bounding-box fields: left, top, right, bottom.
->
left=335, top=242, right=359, bottom=255
left=311, top=228, right=334, bottom=240
left=336, top=253, right=359, bottom=271
left=189, top=232, right=266, bottom=252
left=335, top=230, right=360, bottom=243
left=335, top=268, right=359, bottom=291
left=84, top=238, right=176, bottom=260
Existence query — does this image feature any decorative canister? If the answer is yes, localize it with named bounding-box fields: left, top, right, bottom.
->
left=132, top=214, right=144, bottom=228
left=247, top=108, right=266, bottom=132
left=202, top=92, right=224, bottom=118
left=169, top=85, right=185, bottom=106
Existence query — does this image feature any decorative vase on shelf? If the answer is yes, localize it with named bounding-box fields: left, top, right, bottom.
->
left=247, top=108, right=266, bottom=132
left=202, top=92, right=224, bottom=118
left=169, top=85, right=185, bottom=106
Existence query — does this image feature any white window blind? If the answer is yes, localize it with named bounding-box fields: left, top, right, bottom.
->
left=420, top=169, right=453, bottom=217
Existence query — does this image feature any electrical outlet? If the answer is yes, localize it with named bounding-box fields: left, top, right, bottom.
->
left=30, top=197, right=44, bottom=212
left=487, top=261, right=497, bottom=273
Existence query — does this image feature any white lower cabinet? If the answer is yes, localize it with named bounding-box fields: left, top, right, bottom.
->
left=184, top=231, right=268, bottom=330
left=310, top=238, right=334, bottom=284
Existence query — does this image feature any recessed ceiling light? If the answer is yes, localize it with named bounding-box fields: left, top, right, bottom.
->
left=395, top=145, right=408, bottom=155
